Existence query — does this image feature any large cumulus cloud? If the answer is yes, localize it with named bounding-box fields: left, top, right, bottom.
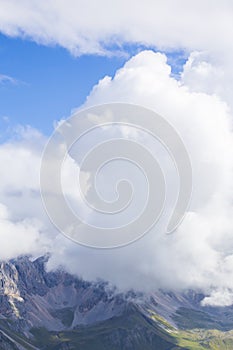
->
left=46, top=52, right=233, bottom=306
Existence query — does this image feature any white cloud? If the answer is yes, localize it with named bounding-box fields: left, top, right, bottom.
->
left=0, top=127, right=53, bottom=260
left=0, top=1, right=232, bottom=57
left=181, top=51, right=233, bottom=113
left=0, top=202, right=45, bottom=260
left=46, top=51, right=233, bottom=306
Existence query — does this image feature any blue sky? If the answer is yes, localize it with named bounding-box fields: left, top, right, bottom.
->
left=0, top=34, right=127, bottom=135
left=0, top=33, right=187, bottom=137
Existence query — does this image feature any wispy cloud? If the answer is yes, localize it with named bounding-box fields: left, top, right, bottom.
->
left=0, top=74, right=18, bottom=85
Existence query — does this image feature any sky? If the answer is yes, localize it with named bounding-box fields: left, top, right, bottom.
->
left=0, top=0, right=233, bottom=307
left=0, top=33, right=186, bottom=136
left=0, top=33, right=127, bottom=136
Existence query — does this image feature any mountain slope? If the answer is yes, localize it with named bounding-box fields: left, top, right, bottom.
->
left=30, top=305, right=184, bottom=350
left=1, top=256, right=233, bottom=349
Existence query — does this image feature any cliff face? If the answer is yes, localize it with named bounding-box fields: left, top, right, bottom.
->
left=0, top=256, right=129, bottom=333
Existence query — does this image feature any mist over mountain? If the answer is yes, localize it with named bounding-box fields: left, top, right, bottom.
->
left=0, top=255, right=233, bottom=350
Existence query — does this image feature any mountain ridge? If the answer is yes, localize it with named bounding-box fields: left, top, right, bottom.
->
left=1, top=256, right=233, bottom=349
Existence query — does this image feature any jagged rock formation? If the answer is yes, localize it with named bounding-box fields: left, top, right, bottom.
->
left=0, top=256, right=131, bottom=333
left=0, top=256, right=233, bottom=349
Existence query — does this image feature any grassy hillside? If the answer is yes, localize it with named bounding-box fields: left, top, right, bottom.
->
left=2, top=306, right=233, bottom=350
left=29, top=306, right=233, bottom=350
left=150, top=310, right=233, bottom=350
left=30, top=306, right=184, bottom=350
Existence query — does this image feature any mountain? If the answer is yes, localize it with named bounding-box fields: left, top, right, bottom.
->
left=0, top=256, right=233, bottom=349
